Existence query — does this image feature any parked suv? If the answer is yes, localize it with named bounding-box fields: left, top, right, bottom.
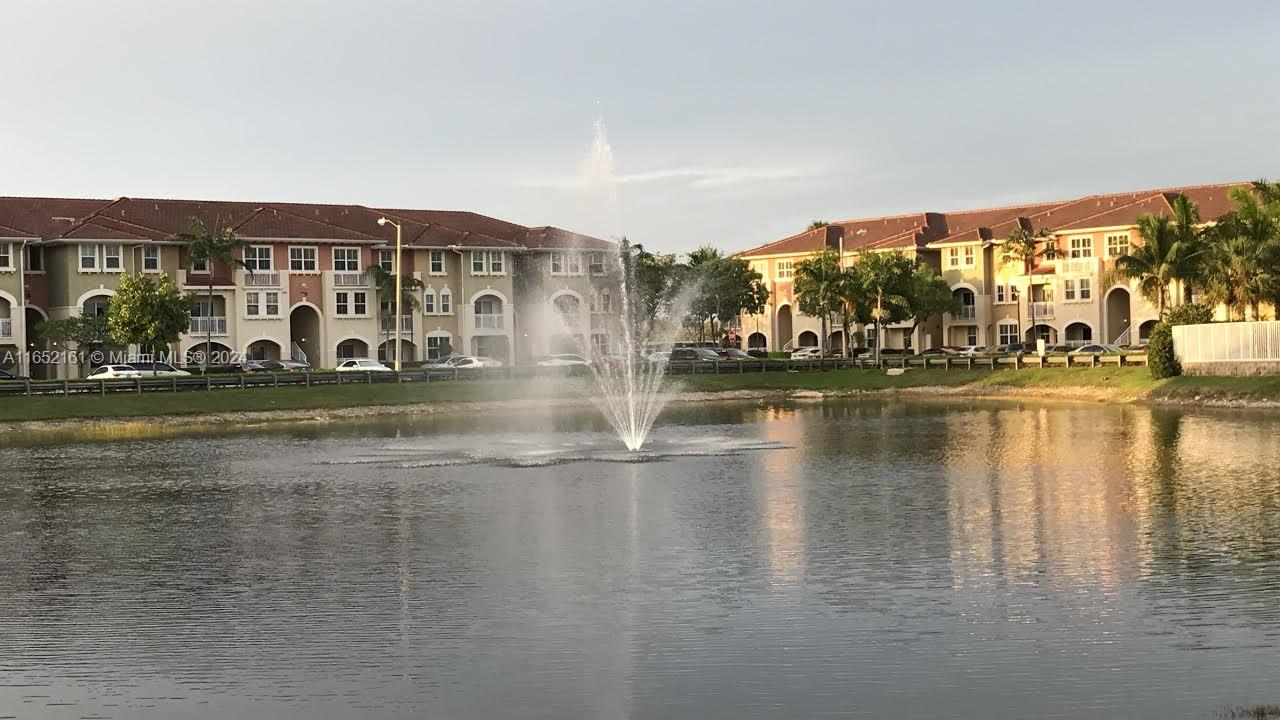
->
left=128, top=361, right=191, bottom=377
left=671, top=347, right=722, bottom=362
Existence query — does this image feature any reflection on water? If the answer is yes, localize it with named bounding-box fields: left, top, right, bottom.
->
left=1, top=399, right=1278, bottom=719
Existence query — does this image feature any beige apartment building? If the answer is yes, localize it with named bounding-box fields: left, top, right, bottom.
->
left=736, top=182, right=1243, bottom=353
left=0, top=196, right=616, bottom=378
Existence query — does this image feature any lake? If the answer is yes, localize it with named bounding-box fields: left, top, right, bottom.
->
left=1, top=398, right=1278, bottom=719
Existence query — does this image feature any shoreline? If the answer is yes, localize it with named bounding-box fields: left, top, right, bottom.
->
left=8, top=380, right=1279, bottom=442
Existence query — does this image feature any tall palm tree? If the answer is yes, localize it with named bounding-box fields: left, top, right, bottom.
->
left=364, top=264, right=424, bottom=363
left=792, top=248, right=842, bottom=355
left=1111, top=213, right=1200, bottom=319
left=1169, top=194, right=1203, bottom=304
left=1000, top=226, right=1059, bottom=345
left=178, top=217, right=248, bottom=372
left=1201, top=187, right=1280, bottom=320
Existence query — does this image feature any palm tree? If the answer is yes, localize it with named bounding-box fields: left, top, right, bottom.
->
left=807, top=220, right=829, bottom=230
left=849, top=250, right=913, bottom=362
left=364, top=264, right=425, bottom=363
left=178, top=217, right=248, bottom=372
left=792, top=248, right=842, bottom=355
left=1113, top=212, right=1204, bottom=320
left=1200, top=187, right=1280, bottom=320
left=1169, top=194, right=1203, bottom=304
left=1000, top=226, right=1059, bottom=345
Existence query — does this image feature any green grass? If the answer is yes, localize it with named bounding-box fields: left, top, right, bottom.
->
left=4, top=366, right=1280, bottom=424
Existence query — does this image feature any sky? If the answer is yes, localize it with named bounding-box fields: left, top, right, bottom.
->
left=3, top=0, right=1279, bottom=254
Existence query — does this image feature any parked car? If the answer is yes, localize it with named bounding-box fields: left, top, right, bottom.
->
left=336, top=358, right=393, bottom=372
left=1042, top=344, right=1072, bottom=354
left=128, top=361, right=191, bottom=377
left=260, top=360, right=310, bottom=372
left=989, top=343, right=1026, bottom=355
left=1070, top=344, right=1121, bottom=355
left=917, top=347, right=954, bottom=356
left=746, top=348, right=769, bottom=358
left=878, top=347, right=907, bottom=356
left=955, top=345, right=985, bottom=356
left=790, top=347, right=822, bottom=359
left=446, top=356, right=501, bottom=369
left=669, top=347, right=723, bottom=363
left=0, top=368, right=28, bottom=381
left=1126, top=343, right=1149, bottom=352
left=87, top=364, right=142, bottom=380
left=536, top=354, right=591, bottom=368
left=716, top=348, right=753, bottom=360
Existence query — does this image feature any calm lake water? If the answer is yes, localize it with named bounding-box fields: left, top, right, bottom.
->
left=2, top=399, right=1278, bottom=719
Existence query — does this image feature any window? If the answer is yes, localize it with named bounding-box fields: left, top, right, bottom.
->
left=471, top=251, right=485, bottom=274
left=948, top=248, right=960, bottom=268
left=999, top=323, right=1019, bottom=345
left=247, top=291, right=279, bottom=317
left=335, top=292, right=348, bottom=315
left=25, top=245, right=44, bottom=272
left=1063, top=279, right=1076, bottom=301
left=1106, top=233, right=1130, bottom=258
left=423, top=289, right=436, bottom=314
left=966, top=327, right=978, bottom=346
left=591, top=333, right=609, bottom=356
left=353, top=291, right=366, bottom=315
left=379, top=249, right=394, bottom=273
left=333, top=247, right=360, bottom=272
left=142, top=246, right=160, bottom=271
left=246, top=292, right=260, bottom=316
left=1078, top=278, right=1091, bottom=300
left=964, top=246, right=975, bottom=266
left=426, top=335, right=450, bottom=361
left=474, top=295, right=503, bottom=329
left=0, top=243, right=10, bottom=269
left=190, top=256, right=208, bottom=272
left=591, top=288, right=612, bottom=313
left=244, top=246, right=272, bottom=271
left=995, top=282, right=1018, bottom=304
left=289, top=246, right=317, bottom=272
left=334, top=291, right=367, bottom=316
left=429, top=250, right=444, bottom=274
left=589, top=252, right=605, bottom=275
left=103, top=245, right=122, bottom=271
left=488, top=251, right=504, bottom=274
left=551, top=252, right=565, bottom=274
left=777, top=260, right=794, bottom=280
left=567, top=252, right=582, bottom=275
left=1068, top=236, right=1093, bottom=259
left=439, top=290, right=452, bottom=314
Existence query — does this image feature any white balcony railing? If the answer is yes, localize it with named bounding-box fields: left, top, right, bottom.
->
left=474, top=313, right=504, bottom=330
left=381, top=315, right=414, bottom=332
left=1029, top=302, right=1055, bottom=319
left=951, top=306, right=977, bottom=321
left=0, top=318, right=11, bottom=338
left=1060, top=257, right=1099, bottom=275
left=189, top=316, right=228, bottom=335
left=331, top=271, right=367, bottom=287
left=243, top=270, right=281, bottom=287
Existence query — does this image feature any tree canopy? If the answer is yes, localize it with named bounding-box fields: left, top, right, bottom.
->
left=108, top=274, right=194, bottom=364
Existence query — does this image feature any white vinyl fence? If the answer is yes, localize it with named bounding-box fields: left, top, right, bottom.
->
left=1173, top=321, right=1280, bottom=364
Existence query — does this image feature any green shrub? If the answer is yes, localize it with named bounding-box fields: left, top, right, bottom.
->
left=1165, top=302, right=1213, bottom=326
left=1147, top=322, right=1180, bottom=379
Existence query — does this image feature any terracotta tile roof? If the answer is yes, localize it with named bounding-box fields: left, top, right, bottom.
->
left=523, top=226, right=615, bottom=250
left=232, top=206, right=382, bottom=242
left=378, top=209, right=530, bottom=245
left=0, top=221, right=38, bottom=239
left=0, top=197, right=113, bottom=238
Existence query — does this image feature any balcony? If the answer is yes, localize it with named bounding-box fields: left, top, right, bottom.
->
left=381, top=315, right=414, bottom=332
left=330, top=271, right=367, bottom=287
left=189, top=316, right=228, bottom=335
left=474, top=313, right=504, bottom=330
left=1060, top=257, right=1098, bottom=275
left=0, top=318, right=10, bottom=338
left=951, top=306, right=977, bottom=321
left=243, top=270, right=281, bottom=287
left=1028, top=302, right=1055, bottom=319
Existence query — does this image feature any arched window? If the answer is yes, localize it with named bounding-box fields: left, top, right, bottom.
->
left=439, top=289, right=452, bottom=314
left=474, top=294, right=503, bottom=329
left=423, top=288, right=436, bottom=315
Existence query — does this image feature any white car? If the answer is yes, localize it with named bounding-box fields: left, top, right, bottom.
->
left=87, top=364, right=142, bottom=380
left=336, top=358, right=393, bottom=372
left=1069, top=344, right=1121, bottom=355
left=128, top=361, right=191, bottom=377
left=537, top=354, right=591, bottom=368
left=645, top=351, right=670, bottom=364
left=790, top=347, right=822, bottom=359
left=955, top=345, right=985, bottom=356
left=443, top=356, right=501, bottom=369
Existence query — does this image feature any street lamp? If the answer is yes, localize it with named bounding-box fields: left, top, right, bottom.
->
left=377, top=217, right=404, bottom=372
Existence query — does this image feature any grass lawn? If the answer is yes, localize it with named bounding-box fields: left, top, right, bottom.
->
left=2, top=367, right=1278, bottom=424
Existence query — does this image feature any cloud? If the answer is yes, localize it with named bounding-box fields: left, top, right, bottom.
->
left=521, top=164, right=818, bottom=191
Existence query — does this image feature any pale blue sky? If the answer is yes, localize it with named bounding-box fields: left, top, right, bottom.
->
left=3, top=0, right=1278, bottom=252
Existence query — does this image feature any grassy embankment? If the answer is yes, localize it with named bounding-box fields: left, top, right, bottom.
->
left=3, top=367, right=1280, bottom=423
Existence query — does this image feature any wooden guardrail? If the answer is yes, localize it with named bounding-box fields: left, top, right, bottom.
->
left=0, top=353, right=1148, bottom=397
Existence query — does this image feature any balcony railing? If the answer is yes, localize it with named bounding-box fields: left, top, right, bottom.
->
left=243, top=270, right=281, bottom=287
left=1060, top=257, right=1099, bottom=275
left=189, top=316, right=228, bottom=335
left=381, top=315, right=414, bottom=332
left=1029, top=302, right=1055, bottom=319
left=951, top=306, right=977, bottom=321
left=331, top=271, right=367, bottom=287
left=474, top=313, right=504, bottom=330
left=0, top=318, right=11, bottom=338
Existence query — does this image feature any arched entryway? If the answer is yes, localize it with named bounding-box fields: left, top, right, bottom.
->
left=1137, top=319, right=1158, bottom=343
left=245, top=339, right=282, bottom=362
left=828, top=330, right=844, bottom=353
left=1105, top=288, right=1131, bottom=345
left=378, top=339, right=417, bottom=363
left=25, top=307, right=51, bottom=378
left=289, top=304, right=321, bottom=366
left=775, top=305, right=793, bottom=351
left=1064, top=322, right=1093, bottom=346
left=336, top=338, right=369, bottom=362
left=747, top=332, right=767, bottom=350
left=186, top=341, right=234, bottom=367
left=797, top=330, right=818, bottom=348
left=1026, top=324, right=1058, bottom=344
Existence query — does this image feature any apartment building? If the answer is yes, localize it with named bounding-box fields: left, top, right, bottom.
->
left=0, top=196, right=616, bottom=378
left=735, top=182, right=1243, bottom=353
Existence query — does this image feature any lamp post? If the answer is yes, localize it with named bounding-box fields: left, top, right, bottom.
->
left=377, top=217, right=403, bottom=372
